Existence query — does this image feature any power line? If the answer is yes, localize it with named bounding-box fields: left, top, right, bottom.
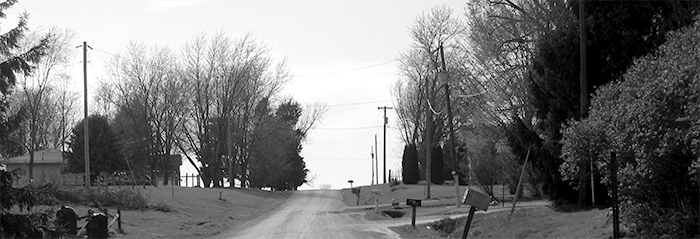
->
left=326, top=100, right=391, bottom=107
left=294, top=60, right=396, bottom=78
left=314, top=126, right=382, bottom=131
left=302, top=154, right=367, bottom=161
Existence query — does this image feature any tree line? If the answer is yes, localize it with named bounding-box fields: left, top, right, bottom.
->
left=0, top=17, right=325, bottom=190
left=395, top=1, right=700, bottom=237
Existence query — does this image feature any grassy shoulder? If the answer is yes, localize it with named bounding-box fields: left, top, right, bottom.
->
left=44, top=185, right=290, bottom=239
left=390, top=205, right=613, bottom=238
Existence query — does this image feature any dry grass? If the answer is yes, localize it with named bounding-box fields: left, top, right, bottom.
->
left=58, top=186, right=290, bottom=239
left=391, top=205, right=613, bottom=238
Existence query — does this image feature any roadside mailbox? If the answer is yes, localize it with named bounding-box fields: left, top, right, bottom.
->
left=406, top=198, right=422, bottom=228
left=352, top=187, right=361, bottom=205
left=372, top=189, right=382, bottom=212
left=56, top=205, right=78, bottom=235
left=461, top=189, right=490, bottom=239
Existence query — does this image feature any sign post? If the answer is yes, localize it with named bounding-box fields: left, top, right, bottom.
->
left=406, top=198, right=422, bottom=228
left=461, top=189, right=490, bottom=239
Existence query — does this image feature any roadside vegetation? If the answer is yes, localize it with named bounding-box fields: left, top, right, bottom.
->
left=394, top=1, right=700, bottom=237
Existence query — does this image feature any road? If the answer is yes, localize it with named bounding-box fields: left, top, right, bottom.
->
left=216, top=190, right=400, bottom=239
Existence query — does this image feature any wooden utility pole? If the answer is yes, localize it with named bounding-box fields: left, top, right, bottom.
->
left=378, top=106, right=393, bottom=184
left=375, top=134, right=379, bottom=184
left=371, top=145, right=375, bottom=185
left=425, top=75, right=432, bottom=199
left=439, top=44, right=460, bottom=208
left=82, top=41, right=91, bottom=189
left=579, top=0, right=594, bottom=207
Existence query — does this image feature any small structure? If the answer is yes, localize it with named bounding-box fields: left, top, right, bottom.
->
left=1, top=149, right=64, bottom=185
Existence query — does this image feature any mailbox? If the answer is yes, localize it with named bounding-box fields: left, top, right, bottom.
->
left=406, top=198, right=422, bottom=207
left=462, top=188, right=490, bottom=211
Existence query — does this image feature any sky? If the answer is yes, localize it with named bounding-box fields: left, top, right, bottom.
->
left=8, top=0, right=467, bottom=189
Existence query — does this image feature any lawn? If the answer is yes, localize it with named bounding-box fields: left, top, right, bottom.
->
left=56, top=185, right=290, bottom=238
left=390, top=205, right=613, bottom=238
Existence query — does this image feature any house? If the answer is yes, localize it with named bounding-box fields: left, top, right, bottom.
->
left=1, top=149, right=65, bottom=185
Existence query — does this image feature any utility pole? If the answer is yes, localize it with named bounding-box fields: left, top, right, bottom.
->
left=371, top=145, right=375, bottom=185
left=579, top=0, right=593, bottom=207
left=425, top=74, right=432, bottom=199
left=438, top=44, right=460, bottom=208
left=378, top=106, right=393, bottom=184
left=82, top=41, right=91, bottom=189
left=375, top=134, right=379, bottom=184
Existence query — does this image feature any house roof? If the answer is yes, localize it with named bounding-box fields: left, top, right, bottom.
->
left=1, top=149, right=64, bottom=164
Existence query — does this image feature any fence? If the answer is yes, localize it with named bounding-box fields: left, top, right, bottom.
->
left=180, top=173, right=201, bottom=187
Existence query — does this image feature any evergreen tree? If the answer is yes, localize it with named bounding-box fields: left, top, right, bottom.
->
left=401, top=144, right=419, bottom=184
left=0, top=0, right=49, bottom=159
left=430, top=145, right=444, bottom=184
left=67, top=114, right=125, bottom=175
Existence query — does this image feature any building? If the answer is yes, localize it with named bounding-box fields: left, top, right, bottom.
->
left=1, top=149, right=65, bottom=185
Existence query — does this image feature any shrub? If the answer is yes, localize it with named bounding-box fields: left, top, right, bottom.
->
left=45, top=184, right=150, bottom=210
left=560, top=19, right=700, bottom=237
left=428, top=217, right=463, bottom=236
left=1, top=168, right=62, bottom=238
left=151, top=201, right=174, bottom=212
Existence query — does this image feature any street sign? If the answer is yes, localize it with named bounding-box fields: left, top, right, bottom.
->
left=351, top=187, right=360, bottom=195
left=372, top=189, right=382, bottom=194
left=462, top=188, right=490, bottom=212
left=406, top=198, right=422, bottom=207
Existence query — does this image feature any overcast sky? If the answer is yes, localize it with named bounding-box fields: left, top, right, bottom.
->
left=8, top=0, right=467, bottom=189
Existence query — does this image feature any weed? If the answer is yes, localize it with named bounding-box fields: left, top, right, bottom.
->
left=151, top=201, right=174, bottom=212
left=44, top=184, right=150, bottom=210
left=428, top=217, right=463, bottom=236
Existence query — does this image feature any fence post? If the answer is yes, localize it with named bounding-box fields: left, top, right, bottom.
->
left=117, top=208, right=122, bottom=232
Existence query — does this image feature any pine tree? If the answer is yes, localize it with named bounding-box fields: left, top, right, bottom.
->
left=401, top=144, right=419, bottom=184
left=0, top=2, right=53, bottom=237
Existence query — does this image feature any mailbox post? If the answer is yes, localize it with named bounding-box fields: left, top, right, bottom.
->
left=461, top=189, right=490, bottom=239
left=372, top=189, right=382, bottom=212
left=352, top=187, right=361, bottom=206
left=406, top=198, right=422, bottom=228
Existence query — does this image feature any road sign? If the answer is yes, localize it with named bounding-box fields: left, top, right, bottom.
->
left=372, top=189, right=382, bottom=194
left=462, top=188, right=490, bottom=212
left=351, top=187, right=360, bottom=195
left=406, top=198, right=422, bottom=207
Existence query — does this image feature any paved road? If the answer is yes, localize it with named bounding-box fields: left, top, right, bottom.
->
left=218, top=190, right=400, bottom=239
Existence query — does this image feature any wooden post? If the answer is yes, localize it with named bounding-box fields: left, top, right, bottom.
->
left=117, top=208, right=122, bottom=232
left=511, top=148, right=531, bottom=215
left=611, top=152, right=619, bottom=239
left=461, top=206, right=477, bottom=239
left=411, top=205, right=417, bottom=228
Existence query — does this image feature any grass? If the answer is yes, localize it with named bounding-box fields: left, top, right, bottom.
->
left=391, top=205, right=614, bottom=238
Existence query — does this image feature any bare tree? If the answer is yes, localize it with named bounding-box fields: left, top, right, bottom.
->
left=17, top=27, right=75, bottom=181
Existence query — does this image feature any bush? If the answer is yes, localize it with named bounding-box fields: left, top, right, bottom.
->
left=560, top=19, right=700, bottom=237
left=45, top=184, right=150, bottom=210
left=1, top=168, right=62, bottom=238
left=428, top=217, right=463, bottom=236
left=151, top=201, right=174, bottom=212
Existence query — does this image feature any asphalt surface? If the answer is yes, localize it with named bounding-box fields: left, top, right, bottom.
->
left=218, top=190, right=400, bottom=239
